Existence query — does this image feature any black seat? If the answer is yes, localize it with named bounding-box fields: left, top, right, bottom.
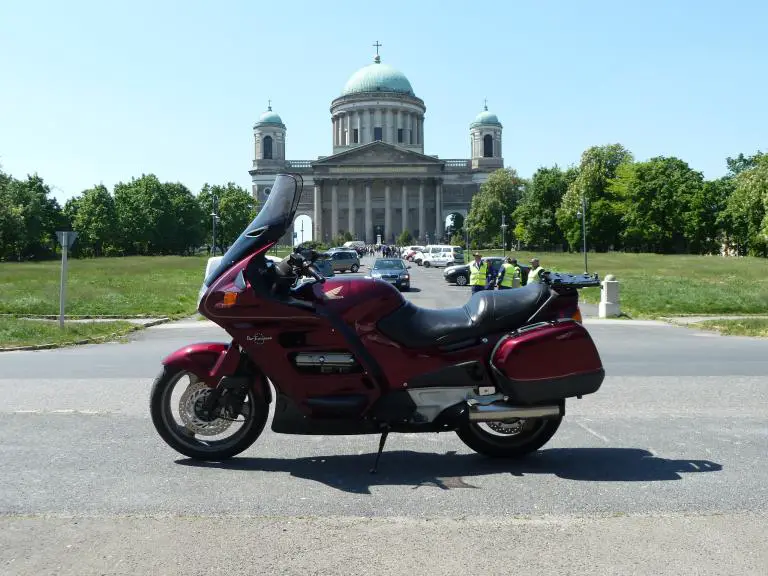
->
left=377, top=283, right=551, bottom=349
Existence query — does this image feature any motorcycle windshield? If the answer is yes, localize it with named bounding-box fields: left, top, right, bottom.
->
left=204, top=173, right=303, bottom=286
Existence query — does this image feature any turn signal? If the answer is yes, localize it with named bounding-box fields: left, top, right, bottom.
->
left=221, top=292, right=238, bottom=307
left=572, top=307, right=583, bottom=323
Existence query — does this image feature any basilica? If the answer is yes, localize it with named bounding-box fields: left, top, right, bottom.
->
left=249, top=49, right=504, bottom=245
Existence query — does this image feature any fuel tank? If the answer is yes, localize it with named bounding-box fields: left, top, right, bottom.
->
left=318, top=276, right=404, bottom=320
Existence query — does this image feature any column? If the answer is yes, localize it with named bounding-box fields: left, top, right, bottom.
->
left=332, top=118, right=336, bottom=147
left=418, top=181, right=425, bottom=241
left=313, top=183, right=322, bottom=241
left=384, top=182, right=392, bottom=242
left=345, top=113, right=351, bottom=146
left=435, top=180, right=444, bottom=239
left=401, top=181, right=408, bottom=234
left=365, top=181, right=373, bottom=244
left=331, top=182, right=339, bottom=238
left=347, top=182, right=355, bottom=237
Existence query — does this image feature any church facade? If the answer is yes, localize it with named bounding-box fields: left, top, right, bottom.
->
left=249, top=52, right=504, bottom=245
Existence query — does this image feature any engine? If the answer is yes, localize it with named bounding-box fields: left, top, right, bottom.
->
left=292, top=352, right=361, bottom=374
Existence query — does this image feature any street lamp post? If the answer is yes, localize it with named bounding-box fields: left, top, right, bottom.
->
left=300, top=220, right=305, bottom=245
left=500, top=214, right=508, bottom=259
left=210, top=194, right=219, bottom=256
left=576, top=195, right=588, bottom=274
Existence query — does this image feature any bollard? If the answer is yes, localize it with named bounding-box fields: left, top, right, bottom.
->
left=599, top=274, right=621, bottom=318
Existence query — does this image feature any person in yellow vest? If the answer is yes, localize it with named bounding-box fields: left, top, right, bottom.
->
left=469, top=252, right=489, bottom=294
left=497, top=257, right=521, bottom=289
left=528, top=257, right=544, bottom=284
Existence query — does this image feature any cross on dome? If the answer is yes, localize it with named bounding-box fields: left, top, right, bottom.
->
left=267, top=99, right=272, bottom=111
left=373, top=40, right=382, bottom=63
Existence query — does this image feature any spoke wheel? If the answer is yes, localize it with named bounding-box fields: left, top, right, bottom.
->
left=455, top=275, right=468, bottom=286
left=456, top=416, right=562, bottom=458
left=150, top=367, right=268, bottom=461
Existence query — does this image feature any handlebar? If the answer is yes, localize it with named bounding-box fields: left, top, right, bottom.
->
left=305, top=264, right=326, bottom=284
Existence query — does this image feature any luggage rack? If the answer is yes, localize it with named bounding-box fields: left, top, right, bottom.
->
left=543, top=271, right=601, bottom=289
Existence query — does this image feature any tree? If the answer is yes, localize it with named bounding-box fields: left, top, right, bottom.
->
left=557, top=144, right=633, bottom=252
left=612, top=157, right=705, bottom=253
left=397, top=230, right=413, bottom=245
left=198, top=183, right=257, bottom=252
left=166, top=182, right=204, bottom=255
left=465, top=168, right=526, bottom=247
left=721, top=154, right=768, bottom=256
left=726, top=151, right=765, bottom=176
left=72, top=185, right=118, bottom=257
left=513, top=165, right=575, bottom=248
left=0, top=173, right=63, bottom=260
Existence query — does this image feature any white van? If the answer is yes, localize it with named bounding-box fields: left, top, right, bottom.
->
left=343, top=240, right=365, bottom=252
left=422, top=245, right=465, bottom=268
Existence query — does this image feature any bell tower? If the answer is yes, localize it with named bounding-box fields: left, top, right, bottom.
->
left=470, top=100, right=503, bottom=170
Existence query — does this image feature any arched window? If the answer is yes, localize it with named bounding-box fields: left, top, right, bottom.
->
left=483, top=134, right=493, bottom=158
left=263, top=136, right=273, bottom=159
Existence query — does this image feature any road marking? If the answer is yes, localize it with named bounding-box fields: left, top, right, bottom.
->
left=12, top=409, right=109, bottom=415
left=575, top=420, right=610, bottom=443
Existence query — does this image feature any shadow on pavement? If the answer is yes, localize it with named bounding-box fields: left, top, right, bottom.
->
left=177, top=447, right=722, bottom=494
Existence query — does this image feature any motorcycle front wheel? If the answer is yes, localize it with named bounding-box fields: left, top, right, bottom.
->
left=456, top=416, right=562, bottom=458
left=150, top=366, right=269, bottom=461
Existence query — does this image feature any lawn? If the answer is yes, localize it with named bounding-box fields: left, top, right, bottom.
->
left=2, top=251, right=767, bottom=320
left=0, top=256, right=209, bottom=317
left=0, top=318, right=138, bottom=348
left=480, top=251, right=768, bottom=318
left=0, top=247, right=293, bottom=319
left=697, top=318, right=768, bottom=337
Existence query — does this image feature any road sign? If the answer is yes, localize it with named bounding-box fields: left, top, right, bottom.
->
left=56, top=231, right=78, bottom=249
left=55, top=231, right=78, bottom=328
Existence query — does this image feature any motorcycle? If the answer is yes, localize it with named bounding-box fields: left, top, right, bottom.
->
left=150, top=174, right=605, bottom=471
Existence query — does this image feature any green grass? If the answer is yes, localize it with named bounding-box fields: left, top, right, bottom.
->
left=2, top=251, right=768, bottom=320
left=0, top=256, right=209, bottom=317
left=0, top=318, right=138, bottom=348
left=697, top=318, right=768, bottom=337
left=480, top=251, right=768, bottom=318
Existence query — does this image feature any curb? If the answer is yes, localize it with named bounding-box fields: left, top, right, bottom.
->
left=0, top=317, right=171, bottom=353
left=0, top=313, right=171, bottom=320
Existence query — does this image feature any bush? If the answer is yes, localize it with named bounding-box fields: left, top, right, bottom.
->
left=397, top=230, right=413, bottom=245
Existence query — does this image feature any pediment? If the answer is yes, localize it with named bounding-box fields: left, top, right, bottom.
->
left=313, top=141, right=443, bottom=167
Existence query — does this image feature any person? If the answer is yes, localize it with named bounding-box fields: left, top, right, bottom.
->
left=528, top=257, right=544, bottom=284
left=469, top=252, right=489, bottom=294
left=497, top=257, right=521, bottom=289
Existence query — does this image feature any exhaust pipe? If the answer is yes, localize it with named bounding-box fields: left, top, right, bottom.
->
left=468, top=403, right=561, bottom=422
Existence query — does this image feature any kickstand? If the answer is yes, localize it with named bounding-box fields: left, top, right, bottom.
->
left=369, top=428, right=390, bottom=474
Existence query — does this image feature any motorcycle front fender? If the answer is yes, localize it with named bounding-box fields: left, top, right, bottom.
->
left=161, top=342, right=272, bottom=404
left=162, top=342, right=230, bottom=387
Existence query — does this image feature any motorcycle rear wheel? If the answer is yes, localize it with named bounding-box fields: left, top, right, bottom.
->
left=150, top=366, right=269, bottom=461
left=456, top=416, right=562, bottom=458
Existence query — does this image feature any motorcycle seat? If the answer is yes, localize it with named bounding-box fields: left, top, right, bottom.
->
left=377, top=283, right=551, bottom=349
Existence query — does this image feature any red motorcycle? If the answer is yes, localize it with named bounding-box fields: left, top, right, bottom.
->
left=150, top=174, right=605, bottom=470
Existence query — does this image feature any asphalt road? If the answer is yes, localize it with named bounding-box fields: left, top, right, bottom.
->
left=1, top=257, right=766, bottom=575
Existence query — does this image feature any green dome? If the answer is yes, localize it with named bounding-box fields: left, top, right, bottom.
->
left=471, top=108, right=502, bottom=128
left=342, top=60, right=414, bottom=96
left=256, top=108, right=283, bottom=125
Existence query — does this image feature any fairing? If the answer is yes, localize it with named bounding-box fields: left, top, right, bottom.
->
left=204, top=174, right=302, bottom=287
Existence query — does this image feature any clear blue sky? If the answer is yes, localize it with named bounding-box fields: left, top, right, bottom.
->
left=1, top=0, right=765, bottom=204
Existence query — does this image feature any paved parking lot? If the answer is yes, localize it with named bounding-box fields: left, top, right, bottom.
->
left=1, top=255, right=766, bottom=574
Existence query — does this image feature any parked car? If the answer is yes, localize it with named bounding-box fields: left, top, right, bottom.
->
left=326, top=249, right=361, bottom=273
left=402, top=245, right=424, bottom=260
left=422, top=245, right=465, bottom=268
left=313, top=258, right=335, bottom=278
left=443, top=257, right=530, bottom=287
left=368, top=258, right=411, bottom=291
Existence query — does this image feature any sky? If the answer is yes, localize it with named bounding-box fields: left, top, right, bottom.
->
left=1, top=0, right=766, bottom=204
